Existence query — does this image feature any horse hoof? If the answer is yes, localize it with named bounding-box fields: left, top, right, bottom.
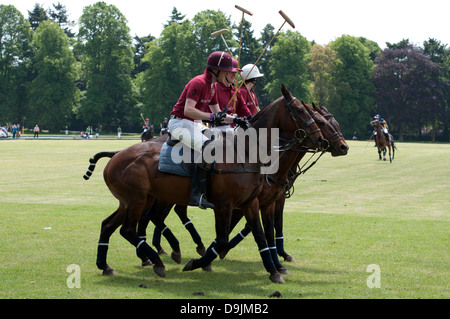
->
left=196, top=245, right=206, bottom=256
left=102, top=266, right=115, bottom=276
left=158, top=248, right=168, bottom=255
left=141, top=259, right=153, bottom=267
left=153, top=265, right=166, bottom=278
left=269, top=273, right=285, bottom=284
left=219, top=250, right=229, bottom=260
left=171, top=251, right=182, bottom=264
left=183, top=259, right=196, bottom=271
left=284, top=255, right=295, bottom=263
left=202, top=264, right=213, bottom=272
left=277, top=266, right=289, bottom=275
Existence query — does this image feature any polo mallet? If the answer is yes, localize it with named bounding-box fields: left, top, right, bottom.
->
left=211, top=29, right=234, bottom=58
left=211, top=28, right=257, bottom=111
left=225, top=10, right=296, bottom=109
left=235, top=5, right=253, bottom=68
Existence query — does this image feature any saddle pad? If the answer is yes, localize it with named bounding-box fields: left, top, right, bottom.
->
left=158, top=142, right=192, bottom=177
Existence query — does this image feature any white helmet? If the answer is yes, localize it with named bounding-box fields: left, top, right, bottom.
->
left=241, top=64, right=264, bottom=81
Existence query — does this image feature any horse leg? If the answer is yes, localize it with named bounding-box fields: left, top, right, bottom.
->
left=261, top=203, right=288, bottom=275
left=274, top=197, right=295, bottom=262
left=183, top=202, right=234, bottom=272
left=151, top=203, right=174, bottom=255
left=219, top=208, right=249, bottom=259
left=245, top=199, right=284, bottom=283
left=388, top=145, right=392, bottom=163
left=378, top=148, right=382, bottom=160
left=96, top=206, right=125, bottom=275
left=137, top=199, right=156, bottom=266
left=383, top=147, right=387, bottom=161
left=120, top=200, right=166, bottom=278
left=150, top=201, right=182, bottom=264
left=174, top=205, right=205, bottom=256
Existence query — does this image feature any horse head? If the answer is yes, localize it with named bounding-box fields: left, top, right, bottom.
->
left=280, top=84, right=324, bottom=150
left=370, top=120, right=380, bottom=128
left=311, top=103, right=349, bottom=156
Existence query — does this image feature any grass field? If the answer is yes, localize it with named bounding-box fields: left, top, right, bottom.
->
left=0, top=137, right=448, bottom=299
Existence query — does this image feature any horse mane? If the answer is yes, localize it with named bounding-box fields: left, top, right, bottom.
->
left=249, top=84, right=291, bottom=126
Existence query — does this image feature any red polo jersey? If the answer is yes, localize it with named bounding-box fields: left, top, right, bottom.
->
left=238, top=86, right=259, bottom=116
left=171, top=70, right=218, bottom=121
left=214, top=82, right=251, bottom=117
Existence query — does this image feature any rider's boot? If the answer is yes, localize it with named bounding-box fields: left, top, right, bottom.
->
left=188, top=141, right=215, bottom=209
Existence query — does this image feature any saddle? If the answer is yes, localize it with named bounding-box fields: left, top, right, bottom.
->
left=158, top=133, right=214, bottom=177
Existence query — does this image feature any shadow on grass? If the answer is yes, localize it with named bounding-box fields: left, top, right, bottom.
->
left=92, top=255, right=348, bottom=298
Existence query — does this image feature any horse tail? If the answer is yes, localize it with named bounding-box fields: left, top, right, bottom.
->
left=83, top=151, right=119, bottom=180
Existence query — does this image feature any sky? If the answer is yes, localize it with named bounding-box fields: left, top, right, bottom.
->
left=3, top=0, right=449, bottom=49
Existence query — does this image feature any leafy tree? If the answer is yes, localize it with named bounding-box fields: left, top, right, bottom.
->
left=309, top=44, right=336, bottom=106
left=136, top=19, right=196, bottom=127
left=423, top=38, right=450, bottom=141
left=255, top=24, right=275, bottom=108
left=373, top=41, right=444, bottom=140
left=77, top=1, right=135, bottom=131
left=0, top=5, right=33, bottom=124
left=329, top=35, right=375, bottom=138
left=132, top=34, right=155, bottom=77
left=265, top=30, right=311, bottom=102
left=28, top=21, right=78, bottom=131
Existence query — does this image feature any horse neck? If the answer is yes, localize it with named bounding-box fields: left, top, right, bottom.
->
left=250, top=98, right=285, bottom=148
left=375, top=124, right=385, bottom=143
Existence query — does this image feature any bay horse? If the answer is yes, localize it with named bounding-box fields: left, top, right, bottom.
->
left=370, top=119, right=395, bottom=163
left=84, top=84, right=324, bottom=283
left=219, top=102, right=348, bottom=269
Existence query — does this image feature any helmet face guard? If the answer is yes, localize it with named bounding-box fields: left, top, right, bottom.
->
left=207, top=51, right=239, bottom=72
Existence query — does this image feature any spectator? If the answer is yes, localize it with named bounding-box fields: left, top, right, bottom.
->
left=34, top=125, right=40, bottom=138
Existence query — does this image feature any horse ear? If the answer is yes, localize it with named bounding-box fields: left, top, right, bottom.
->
left=312, top=102, right=319, bottom=110
left=281, top=83, right=291, bottom=100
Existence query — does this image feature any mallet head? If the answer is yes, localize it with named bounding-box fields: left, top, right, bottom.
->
left=235, top=5, right=253, bottom=16
left=279, top=10, right=295, bottom=28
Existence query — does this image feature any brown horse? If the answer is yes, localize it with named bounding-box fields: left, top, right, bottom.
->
left=85, top=84, right=324, bottom=283
left=219, top=102, right=348, bottom=269
left=370, top=120, right=395, bottom=163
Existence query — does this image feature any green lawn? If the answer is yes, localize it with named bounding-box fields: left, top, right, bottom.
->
left=0, top=138, right=448, bottom=299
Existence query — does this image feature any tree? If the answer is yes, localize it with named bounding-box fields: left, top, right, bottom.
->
left=255, top=24, right=275, bottom=108
left=328, top=35, right=376, bottom=138
left=48, top=2, right=75, bottom=38
left=265, top=30, right=311, bottom=102
left=136, top=19, right=196, bottom=128
left=0, top=5, right=33, bottom=124
left=29, top=20, right=78, bottom=131
left=373, top=41, right=444, bottom=140
left=165, top=7, right=186, bottom=27
left=423, top=38, right=450, bottom=141
left=77, top=1, right=135, bottom=131
left=28, top=3, right=48, bottom=31
left=309, top=44, right=336, bottom=106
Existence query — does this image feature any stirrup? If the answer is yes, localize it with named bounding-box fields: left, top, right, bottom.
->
left=198, top=194, right=214, bottom=210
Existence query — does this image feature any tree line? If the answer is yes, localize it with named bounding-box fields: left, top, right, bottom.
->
left=1, top=2, right=449, bottom=141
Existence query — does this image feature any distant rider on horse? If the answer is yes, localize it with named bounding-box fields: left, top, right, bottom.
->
left=373, top=114, right=390, bottom=145
left=168, top=51, right=238, bottom=209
